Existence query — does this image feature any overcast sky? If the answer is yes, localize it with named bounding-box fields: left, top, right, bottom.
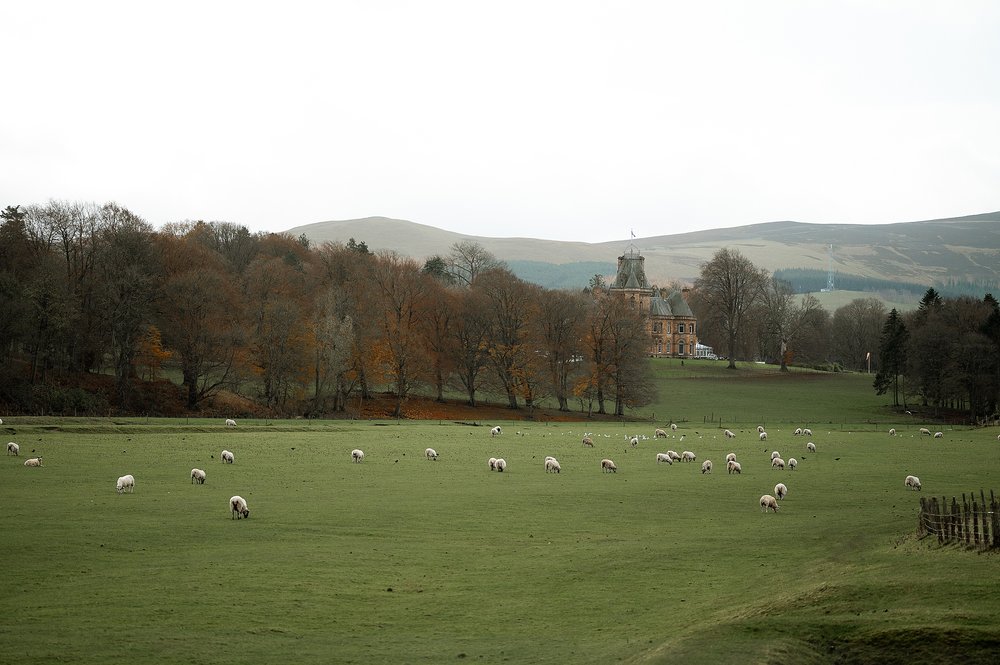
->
left=3, top=1, right=998, bottom=243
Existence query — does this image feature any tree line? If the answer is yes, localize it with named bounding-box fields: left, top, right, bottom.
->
left=0, top=201, right=655, bottom=417
left=874, top=288, right=1000, bottom=423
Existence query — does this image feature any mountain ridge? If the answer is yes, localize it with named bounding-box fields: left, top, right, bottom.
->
left=286, top=212, right=1000, bottom=289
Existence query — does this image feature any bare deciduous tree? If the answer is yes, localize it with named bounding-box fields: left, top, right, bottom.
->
left=694, top=249, right=768, bottom=369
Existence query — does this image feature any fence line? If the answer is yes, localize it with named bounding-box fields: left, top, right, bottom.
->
left=917, top=489, right=1000, bottom=550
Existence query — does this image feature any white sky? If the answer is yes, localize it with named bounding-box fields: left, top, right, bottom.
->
left=2, top=1, right=998, bottom=243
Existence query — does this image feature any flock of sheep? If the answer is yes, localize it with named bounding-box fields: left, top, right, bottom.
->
left=5, top=415, right=949, bottom=517
left=6, top=417, right=251, bottom=520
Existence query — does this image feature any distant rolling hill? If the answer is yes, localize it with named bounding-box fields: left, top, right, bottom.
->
left=286, top=212, right=1000, bottom=296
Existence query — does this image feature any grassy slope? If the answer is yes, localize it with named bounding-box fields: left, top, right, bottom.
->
left=2, top=366, right=999, bottom=664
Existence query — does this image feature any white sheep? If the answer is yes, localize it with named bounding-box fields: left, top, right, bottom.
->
left=116, top=474, right=135, bottom=494
left=919, top=428, right=931, bottom=436
left=191, top=468, right=206, bottom=484
left=656, top=453, right=673, bottom=465
left=701, top=459, right=713, bottom=474
left=221, top=450, right=234, bottom=464
left=774, top=482, right=787, bottom=500
left=230, top=495, right=250, bottom=519
left=888, top=428, right=896, bottom=436
left=760, top=494, right=779, bottom=512
left=225, top=418, right=237, bottom=427
left=601, top=458, right=617, bottom=473
left=667, top=450, right=681, bottom=462
left=629, top=435, right=639, bottom=448
left=788, top=457, right=798, bottom=470
left=654, top=428, right=667, bottom=439
left=425, top=447, right=438, bottom=460
left=494, top=458, right=507, bottom=472
left=23, top=457, right=42, bottom=467
left=725, top=452, right=737, bottom=463
left=545, top=458, right=561, bottom=473
left=905, top=475, right=922, bottom=491
left=933, top=431, right=943, bottom=439
left=757, top=425, right=765, bottom=434
left=724, top=429, right=736, bottom=439
left=681, top=450, right=696, bottom=462
left=772, top=457, right=785, bottom=470
left=759, top=431, right=768, bottom=441
left=793, top=428, right=802, bottom=436
left=727, top=460, right=742, bottom=474
left=490, top=426, right=502, bottom=437
left=771, top=450, right=781, bottom=460
left=488, top=457, right=498, bottom=470
left=351, top=449, right=365, bottom=463
left=806, top=442, right=816, bottom=452
left=671, top=423, right=678, bottom=431
left=802, top=428, right=812, bottom=437
left=6, top=441, right=18, bottom=456
left=582, top=435, right=594, bottom=447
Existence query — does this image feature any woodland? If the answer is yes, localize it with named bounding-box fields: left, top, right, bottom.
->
left=1, top=201, right=998, bottom=423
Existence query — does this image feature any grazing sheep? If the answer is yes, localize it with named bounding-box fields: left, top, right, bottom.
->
left=191, top=468, right=206, bottom=484
left=905, top=475, right=922, bottom=491
left=656, top=453, right=673, bottom=465
left=772, top=457, right=785, bottom=470
left=774, top=482, right=787, bottom=500
left=724, top=429, right=736, bottom=439
left=806, top=442, right=816, bottom=452
left=681, top=451, right=696, bottom=462
left=802, top=428, right=812, bottom=437
left=919, top=428, right=931, bottom=436
left=757, top=425, right=765, bottom=434
left=671, top=423, right=678, bottom=431
left=116, top=474, right=135, bottom=494
left=727, top=460, right=742, bottom=474
left=667, top=450, right=681, bottom=462
left=23, top=457, right=42, bottom=467
left=495, top=458, right=507, bottom=472
left=545, top=458, right=561, bottom=473
left=425, top=447, right=438, bottom=460
left=225, top=418, right=237, bottom=427
left=771, top=450, right=781, bottom=460
left=654, top=428, right=667, bottom=439
left=601, top=458, right=618, bottom=473
left=760, top=494, right=779, bottom=512
left=725, top=452, right=737, bottom=463
left=230, top=495, right=250, bottom=519
left=488, top=457, right=498, bottom=470
left=793, top=428, right=802, bottom=436
left=701, top=459, right=713, bottom=474
left=630, top=436, right=639, bottom=448
left=933, top=432, right=943, bottom=439
left=788, top=457, right=798, bottom=470
left=759, top=431, right=768, bottom=441
left=490, top=426, right=502, bottom=437
left=582, top=435, right=594, bottom=447
left=6, top=441, right=18, bottom=456
left=221, top=450, right=234, bottom=464
left=888, top=428, right=896, bottom=436
left=351, top=449, right=364, bottom=463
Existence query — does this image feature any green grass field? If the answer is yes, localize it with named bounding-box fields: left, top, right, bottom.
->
left=2, top=367, right=999, bottom=664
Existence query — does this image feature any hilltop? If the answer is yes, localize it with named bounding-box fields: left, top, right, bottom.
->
left=287, top=212, right=1000, bottom=292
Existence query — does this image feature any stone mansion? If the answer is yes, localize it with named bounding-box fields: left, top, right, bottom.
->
left=609, top=245, right=699, bottom=358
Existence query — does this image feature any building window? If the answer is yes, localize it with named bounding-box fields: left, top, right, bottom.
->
left=665, top=341, right=671, bottom=354
left=679, top=323, right=685, bottom=334
left=679, top=341, right=685, bottom=355
left=657, top=341, right=662, bottom=354
left=652, top=321, right=662, bottom=333
left=690, top=322, right=695, bottom=334
left=664, top=322, right=671, bottom=334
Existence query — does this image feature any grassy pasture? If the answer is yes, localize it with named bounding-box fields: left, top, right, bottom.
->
left=2, top=367, right=1000, bottom=664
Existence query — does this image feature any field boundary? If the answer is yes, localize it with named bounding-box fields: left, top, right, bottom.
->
left=918, top=490, right=1000, bottom=550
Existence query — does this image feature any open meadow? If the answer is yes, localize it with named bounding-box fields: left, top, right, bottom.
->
left=2, top=363, right=1000, bottom=664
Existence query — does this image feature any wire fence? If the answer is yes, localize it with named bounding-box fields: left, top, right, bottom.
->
left=917, top=489, right=1000, bottom=550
